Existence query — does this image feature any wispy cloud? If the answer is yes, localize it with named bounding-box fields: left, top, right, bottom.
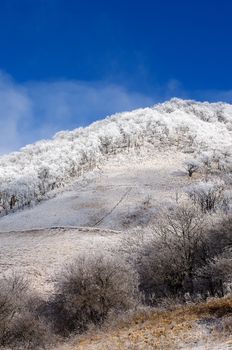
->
left=0, top=70, right=232, bottom=155
left=0, top=71, right=156, bottom=154
left=25, top=80, right=154, bottom=136
left=0, top=72, right=33, bottom=154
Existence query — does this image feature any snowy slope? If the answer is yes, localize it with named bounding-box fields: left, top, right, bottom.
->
left=0, top=98, right=231, bottom=216
left=0, top=150, right=190, bottom=231
left=0, top=227, right=121, bottom=293
left=0, top=98, right=232, bottom=295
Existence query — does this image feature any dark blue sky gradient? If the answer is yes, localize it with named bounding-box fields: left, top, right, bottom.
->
left=0, top=0, right=232, bottom=153
left=0, top=0, right=231, bottom=92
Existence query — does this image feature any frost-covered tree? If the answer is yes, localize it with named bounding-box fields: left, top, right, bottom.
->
left=0, top=98, right=231, bottom=215
left=183, top=159, right=201, bottom=177
left=199, top=152, right=213, bottom=168
left=186, top=180, right=225, bottom=212
left=196, top=251, right=232, bottom=297
left=219, top=158, right=232, bottom=173
left=53, top=254, right=139, bottom=333
left=130, top=205, right=207, bottom=299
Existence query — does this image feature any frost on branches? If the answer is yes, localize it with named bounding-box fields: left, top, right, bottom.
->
left=0, top=98, right=232, bottom=215
left=186, top=180, right=226, bottom=212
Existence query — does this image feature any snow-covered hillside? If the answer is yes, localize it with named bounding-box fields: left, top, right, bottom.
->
left=0, top=98, right=232, bottom=215
left=0, top=99, right=232, bottom=350
left=0, top=150, right=189, bottom=231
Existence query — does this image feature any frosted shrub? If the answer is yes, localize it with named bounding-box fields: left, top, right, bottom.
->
left=124, top=207, right=232, bottom=302
left=195, top=251, right=232, bottom=297
left=186, top=180, right=225, bottom=212
left=183, top=159, right=201, bottom=177
left=0, top=275, right=50, bottom=349
left=212, top=148, right=232, bottom=172
left=219, top=158, right=232, bottom=173
left=51, top=254, right=139, bottom=335
left=200, top=152, right=213, bottom=168
left=126, top=206, right=208, bottom=302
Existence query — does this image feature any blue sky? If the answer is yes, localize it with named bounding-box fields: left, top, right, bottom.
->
left=0, top=0, right=232, bottom=153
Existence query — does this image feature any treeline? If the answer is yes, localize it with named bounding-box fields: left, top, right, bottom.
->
left=0, top=98, right=231, bottom=214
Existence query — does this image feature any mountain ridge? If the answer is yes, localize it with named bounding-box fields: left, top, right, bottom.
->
left=0, top=98, right=231, bottom=215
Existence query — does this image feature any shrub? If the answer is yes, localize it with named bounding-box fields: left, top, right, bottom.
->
left=0, top=275, right=28, bottom=346
left=222, top=315, right=232, bottom=334
left=0, top=275, right=52, bottom=349
left=186, top=180, right=225, bottom=212
left=183, top=159, right=201, bottom=177
left=122, top=207, right=232, bottom=304
left=50, top=254, right=139, bottom=336
left=195, top=250, right=232, bottom=298
left=4, top=312, right=51, bottom=350
left=205, top=215, right=232, bottom=257
left=121, top=205, right=209, bottom=303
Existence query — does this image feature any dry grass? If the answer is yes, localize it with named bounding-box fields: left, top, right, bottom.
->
left=55, top=297, right=232, bottom=350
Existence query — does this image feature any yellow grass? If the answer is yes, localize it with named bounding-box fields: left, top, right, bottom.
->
left=56, top=297, right=232, bottom=350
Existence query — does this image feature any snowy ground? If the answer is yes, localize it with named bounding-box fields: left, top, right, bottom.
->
left=0, top=150, right=191, bottom=232
left=0, top=149, right=193, bottom=292
left=0, top=149, right=230, bottom=350
left=0, top=227, right=122, bottom=294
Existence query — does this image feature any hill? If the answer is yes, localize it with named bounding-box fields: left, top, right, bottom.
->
left=0, top=98, right=232, bottom=350
left=0, top=98, right=231, bottom=218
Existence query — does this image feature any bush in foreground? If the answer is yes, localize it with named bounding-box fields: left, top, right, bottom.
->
left=121, top=206, right=232, bottom=304
left=49, top=254, right=139, bottom=336
left=0, top=275, right=51, bottom=350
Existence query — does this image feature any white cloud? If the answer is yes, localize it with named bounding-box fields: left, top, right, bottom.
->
left=25, top=80, right=154, bottom=135
left=1, top=70, right=231, bottom=155
left=0, top=72, right=156, bottom=154
left=0, top=72, right=33, bottom=154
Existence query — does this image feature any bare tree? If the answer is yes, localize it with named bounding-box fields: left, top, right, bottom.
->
left=186, top=180, right=225, bottom=212
left=195, top=250, right=232, bottom=297
left=0, top=275, right=50, bottom=349
left=183, top=159, right=201, bottom=177
left=52, top=254, right=139, bottom=334
left=153, top=206, right=207, bottom=293
left=124, top=205, right=208, bottom=302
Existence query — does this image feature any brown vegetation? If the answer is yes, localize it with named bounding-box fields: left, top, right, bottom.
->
left=0, top=206, right=231, bottom=349
left=56, top=297, right=232, bottom=350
